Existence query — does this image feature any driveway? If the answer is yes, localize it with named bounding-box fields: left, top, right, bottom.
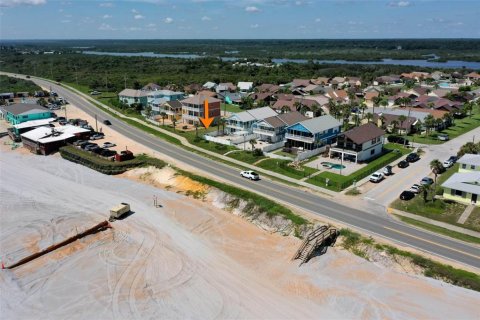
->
left=362, top=126, right=480, bottom=208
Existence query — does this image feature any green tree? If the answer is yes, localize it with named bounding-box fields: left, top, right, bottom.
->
left=430, top=159, right=444, bottom=200
left=457, top=142, right=480, bottom=157
left=249, top=138, right=257, bottom=151
left=144, top=105, right=152, bottom=119
left=172, top=118, right=177, bottom=132
left=390, top=120, right=399, bottom=134
left=424, top=115, right=435, bottom=136
left=160, top=112, right=167, bottom=126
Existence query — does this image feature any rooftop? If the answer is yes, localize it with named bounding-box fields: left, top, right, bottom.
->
left=457, top=153, right=480, bottom=167
left=342, top=123, right=385, bottom=145
left=442, top=171, right=480, bottom=194
left=21, top=125, right=90, bottom=144
left=1, top=103, right=49, bottom=116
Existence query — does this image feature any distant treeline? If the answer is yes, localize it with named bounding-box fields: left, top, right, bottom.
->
left=1, top=39, right=480, bottom=61
left=1, top=52, right=474, bottom=93
left=0, top=75, right=41, bottom=94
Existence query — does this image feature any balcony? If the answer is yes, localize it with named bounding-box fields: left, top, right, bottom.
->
left=285, top=133, right=314, bottom=143
left=253, top=128, right=276, bottom=136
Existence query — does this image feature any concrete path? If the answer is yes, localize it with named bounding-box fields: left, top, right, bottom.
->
left=458, top=205, right=476, bottom=224
left=388, top=208, right=480, bottom=239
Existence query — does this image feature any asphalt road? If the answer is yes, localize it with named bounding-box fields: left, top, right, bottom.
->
left=19, top=75, right=480, bottom=269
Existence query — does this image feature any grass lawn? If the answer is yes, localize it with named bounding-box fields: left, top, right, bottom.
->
left=395, top=215, right=480, bottom=245
left=257, top=159, right=318, bottom=180
left=407, top=106, right=480, bottom=145
left=307, top=143, right=410, bottom=191
left=273, top=150, right=296, bottom=158
left=391, top=195, right=480, bottom=232
left=221, top=103, right=243, bottom=114
left=227, top=151, right=266, bottom=164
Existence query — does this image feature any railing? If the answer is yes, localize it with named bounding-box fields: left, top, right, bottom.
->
left=285, top=133, right=314, bottom=143
left=253, top=128, right=276, bottom=136
left=292, top=225, right=338, bottom=265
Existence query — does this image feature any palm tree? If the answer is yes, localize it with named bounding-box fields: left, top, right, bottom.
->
left=424, top=115, right=435, bottom=136
left=144, top=105, right=153, bottom=119
left=372, top=96, right=381, bottom=118
left=380, top=98, right=388, bottom=110
left=398, top=115, right=407, bottom=133
left=442, top=112, right=452, bottom=128
left=430, top=159, right=444, bottom=199
left=359, top=103, right=367, bottom=120
left=366, top=112, right=373, bottom=124
left=249, top=138, right=256, bottom=151
left=353, top=114, right=360, bottom=127
left=420, top=183, right=432, bottom=203
left=172, top=118, right=177, bottom=132
left=220, top=118, right=226, bottom=135
left=379, top=115, right=387, bottom=129
left=160, top=112, right=167, bottom=126
left=391, top=120, right=399, bottom=134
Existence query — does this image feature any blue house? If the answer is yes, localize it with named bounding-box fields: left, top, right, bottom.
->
left=1, top=103, right=55, bottom=125
left=285, top=115, right=341, bottom=150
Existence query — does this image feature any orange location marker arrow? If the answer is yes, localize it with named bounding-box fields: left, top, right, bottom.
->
left=199, top=98, right=214, bottom=128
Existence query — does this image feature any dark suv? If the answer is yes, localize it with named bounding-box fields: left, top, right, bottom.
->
left=406, top=153, right=420, bottom=163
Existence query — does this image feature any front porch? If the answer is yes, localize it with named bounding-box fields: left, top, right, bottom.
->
left=329, top=147, right=360, bottom=164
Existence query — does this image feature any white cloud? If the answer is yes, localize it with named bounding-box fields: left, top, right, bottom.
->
left=61, top=19, right=71, bottom=23
left=164, top=17, right=173, bottom=24
left=103, top=14, right=112, bottom=19
left=245, top=6, right=260, bottom=13
left=98, top=23, right=115, bottom=31
left=201, top=16, right=211, bottom=21
left=134, top=14, right=145, bottom=19
left=250, top=23, right=259, bottom=28
left=388, top=1, right=411, bottom=7
left=315, top=18, right=321, bottom=22
left=131, top=8, right=139, bottom=14
left=0, top=0, right=46, bottom=7
left=99, top=2, right=113, bottom=7
left=146, top=23, right=156, bottom=27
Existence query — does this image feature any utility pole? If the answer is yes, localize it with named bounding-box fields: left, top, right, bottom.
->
left=95, top=114, right=98, bottom=132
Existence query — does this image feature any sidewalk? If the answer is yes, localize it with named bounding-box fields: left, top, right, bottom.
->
left=388, top=207, right=480, bottom=239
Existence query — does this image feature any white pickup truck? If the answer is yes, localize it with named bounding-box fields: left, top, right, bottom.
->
left=109, top=203, right=130, bottom=221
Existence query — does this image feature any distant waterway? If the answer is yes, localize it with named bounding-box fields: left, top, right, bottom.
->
left=82, top=51, right=480, bottom=69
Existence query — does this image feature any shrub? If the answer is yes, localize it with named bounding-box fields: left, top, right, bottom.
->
left=252, top=148, right=263, bottom=157
left=59, top=145, right=165, bottom=175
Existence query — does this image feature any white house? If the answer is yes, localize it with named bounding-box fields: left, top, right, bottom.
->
left=237, top=82, right=254, bottom=93
left=225, top=107, right=277, bottom=134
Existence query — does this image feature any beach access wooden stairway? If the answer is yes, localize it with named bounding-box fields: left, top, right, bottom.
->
left=292, top=225, right=338, bottom=265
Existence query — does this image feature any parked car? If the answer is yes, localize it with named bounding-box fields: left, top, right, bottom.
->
left=90, top=134, right=104, bottom=140
left=56, top=116, right=66, bottom=122
left=102, top=142, right=116, bottom=148
left=437, top=133, right=449, bottom=141
left=443, top=159, right=454, bottom=168
left=420, top=177, right=434, bottom=185
left=398, top=160, right=409, bottom=168
left=383, top=165, right=393, bottom=176
left=59, top=120, right=68, bottom=126
left=406, top=153, right=420, bottom=163
left=388, top=135, right=409, bottom=145
left=369, top=172, right=384, bottom=183
left=103, top=119, right=112, bottom=125
left=100, top=149, right=117, bottom=157
left=409, top=184, right=421, bottom=194
left=84, top=143, right=99, bottom=151
left=400, top=190, right=415, bottom=201
left=240, top=170, right=260, bottom=180
left=448, top=155, right=458, bottom=163
left=73, top=140, right=88, bottom=147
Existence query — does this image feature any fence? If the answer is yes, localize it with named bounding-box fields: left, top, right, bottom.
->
left=204, top=135, right=234, bottom=146
left=295, top=146, right=326, bottom=162
left=310, top=149, right=404, bottom=191
left=261, top=140, right=285, bottom=153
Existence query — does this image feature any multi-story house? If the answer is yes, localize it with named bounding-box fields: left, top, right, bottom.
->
left=181, top=95, right=221, bottom=126
left=118, top=89, right=149, bottom=107
left=1, top=103, right=55, bottom=125
left=329, top=123, right=385, bottom=163
left=252, top=111, right=307, bottom=143
left=285, top=115, right=341, bottom=151
left=225, top=107, right=277, bottom=134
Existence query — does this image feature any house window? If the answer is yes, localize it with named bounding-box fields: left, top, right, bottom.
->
left=462, top=164, right=467, bottom=169
left=22, top=115, right=28, bottom=119
left=451, top=189, right=455, bottom=196
left=454, top=189, right=464, bottom=197
left=471, top=165, right=476, bottom=170
left=370, top=149, right=375, bottom=155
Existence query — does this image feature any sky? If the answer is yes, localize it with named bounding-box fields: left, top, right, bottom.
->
left=0, top=0, right=479, bottom=39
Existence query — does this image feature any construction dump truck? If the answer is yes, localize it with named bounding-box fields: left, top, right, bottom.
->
left=109, top=203, right=130, bottom=221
